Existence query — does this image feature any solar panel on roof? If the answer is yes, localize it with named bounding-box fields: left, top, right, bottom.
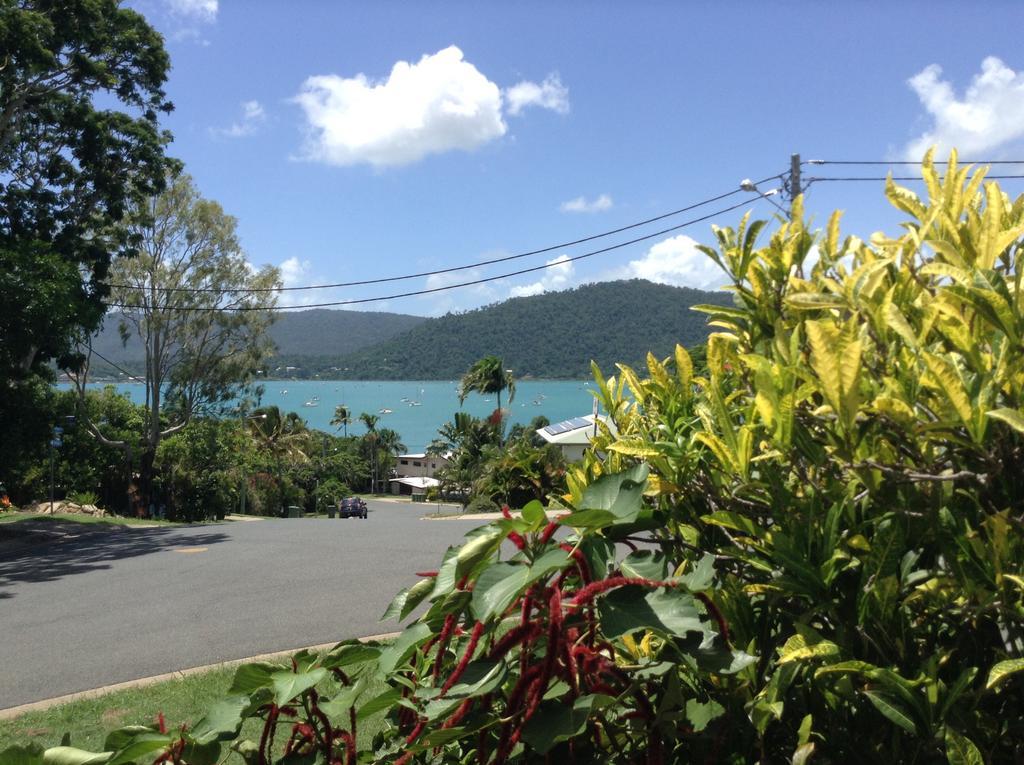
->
left=543, top=422, right=571, bottom=436
left=568, top=416, right=592, bottom=429
left=543, top=417, right=593, bottom=437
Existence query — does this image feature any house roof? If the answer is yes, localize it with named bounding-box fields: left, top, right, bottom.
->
left=398, top=453, right=450, bottom=461
left=535, top=414, right=615, bottom=446
left=389, top=476, right=440, bottom=489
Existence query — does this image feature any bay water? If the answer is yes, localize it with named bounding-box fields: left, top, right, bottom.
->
left=69, top=379, right=598, bottom=452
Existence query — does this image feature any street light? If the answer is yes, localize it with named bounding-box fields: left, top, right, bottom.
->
left=739, top=178, right=789, bottom=216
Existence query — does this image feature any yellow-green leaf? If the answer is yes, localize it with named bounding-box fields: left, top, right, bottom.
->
left=985, top=658, right=1024, bottom=690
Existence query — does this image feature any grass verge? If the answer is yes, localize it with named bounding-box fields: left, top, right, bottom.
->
left=0, top=651, right=388, bottom=757
left=0, top=512, right=178, bottom=527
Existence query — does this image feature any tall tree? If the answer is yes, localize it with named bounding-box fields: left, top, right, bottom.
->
left=359, top=412, right=380, bottom=493
left=458, top=355, right=516, bottom=414
left=330, top=404, right=351, bottom=437
left=0, top=0, right=173, bottom=382
left=246, top=406, right=310, bottom=516
left=74, top=173, right=281, bottom=511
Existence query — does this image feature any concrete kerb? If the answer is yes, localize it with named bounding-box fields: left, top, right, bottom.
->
left=0, top=632, right=400, bottom=721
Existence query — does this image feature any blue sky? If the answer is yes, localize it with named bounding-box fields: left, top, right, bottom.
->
left=131, top=0, right=1024, bottom=316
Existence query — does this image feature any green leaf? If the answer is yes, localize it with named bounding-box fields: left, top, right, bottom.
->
left=228, top=662, right=284, bottom=695
left=527, top=548, right=572, bottom=583
left=620, top=550, right=670, bottom=581
left=100, top=729, right=151, bottom=754
left=598, top=586, right=706, bottom=639
left=785, top=292, right=847, bottom=309
left=987, top=408, right=1024, bottom=435
left=471, top=562, right=531, bottom=621
left=382, top=576, right=436, bottom=621
left=862, top=690, right=917, bottom=734
left=945, top=728, right=984, bottom=765
left=321, top=642, right=382, bottom=671
left=189, top=695, right=251, bottom=744
left=269, top=668, right=326, bottom=707
left=378, top=622, right=433, bottom=673
left=985, top=658, right=1024, bottom=690
left=579, top=464, right=649, bottom=516
left=442, top=659, right=507, bottom=700
left=106, top=734, right=174, bottom=765
left=41, top=749, right=113, bottom=765
left=455, top=526, right=505, bottom=578
left=678, top=553, right=716, bottom=591
left=520, top=695, right=602, bottom=754
left=521, top=500, right=547, bottom=528
left=778, top=641, right=840, bottom=665
left=685, top=699, right=724, bottom=732
left=357, top=688, right=402, bottom=720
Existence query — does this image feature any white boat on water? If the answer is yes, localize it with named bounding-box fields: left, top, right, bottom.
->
left=379, top=408, right=393, bottom=414
left=302, top=400, right=319, bottom=407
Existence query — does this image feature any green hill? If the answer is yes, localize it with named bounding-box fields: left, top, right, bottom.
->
left=333, top=280, right=731, bottom=379
left=88, top=308, right=425, bottom=377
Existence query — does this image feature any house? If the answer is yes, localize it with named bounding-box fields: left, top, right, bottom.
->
left=535, top=414, right=616, bottom=462
left=390, top=452, right=450, bottom=495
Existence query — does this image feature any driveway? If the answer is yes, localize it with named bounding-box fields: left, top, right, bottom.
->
left=0, top=501, right=481, bottom=709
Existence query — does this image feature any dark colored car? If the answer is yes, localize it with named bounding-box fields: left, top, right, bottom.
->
left=338, top=497, right=368, bottom=519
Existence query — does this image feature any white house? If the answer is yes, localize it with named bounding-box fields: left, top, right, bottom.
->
left=535, top=414, right=616, bottom=462
left=390, top=452, right=450, bottom=495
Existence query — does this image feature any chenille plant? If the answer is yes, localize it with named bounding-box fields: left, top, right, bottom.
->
left=4, top=151, right=1023, bottom=764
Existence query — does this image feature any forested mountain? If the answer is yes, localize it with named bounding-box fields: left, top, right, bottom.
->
left=334, top=280, right=731, bottom=379
left=88, top=308, right=425, bottom=375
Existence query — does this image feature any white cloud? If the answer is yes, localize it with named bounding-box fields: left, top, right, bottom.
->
left=166, top=0, right=217, bottom=22
left=504, top=74, right=570, bottom=116
left=275, top=257, right=335, bottom=308
left=293, top=46, right=507, bottom=168
left=211, top=100, right=266, bottom=138
left=560, top=194, right=613, bottom=213
left=619, top=235, right=726, bottom=290
left=509, top=254, right=574, bottom=298
left=420, top=267, right=499, bottom=316
left=904, top=56, right=1024, bottom=159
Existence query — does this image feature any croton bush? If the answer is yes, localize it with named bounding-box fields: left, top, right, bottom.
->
left=4, top=151, right=1023, bottom=764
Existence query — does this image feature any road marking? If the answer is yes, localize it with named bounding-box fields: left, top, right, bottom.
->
left=173, top=547, right=208, bottom=554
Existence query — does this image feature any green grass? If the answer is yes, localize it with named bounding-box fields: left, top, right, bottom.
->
left=0, top=654, right=388, bottom=757
left=0, top=512, right=179, bottom=527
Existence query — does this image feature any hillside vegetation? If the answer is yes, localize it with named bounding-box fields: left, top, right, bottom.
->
left=335, top=280, right=730, bottom=379
left=87, top=308, right=425, bottom=376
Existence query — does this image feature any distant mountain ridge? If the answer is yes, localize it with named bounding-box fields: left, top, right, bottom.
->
left=87, top=280, right=730, bottom=380
left=89, top=308, right=426, bottom=370
left=332, top=280, right=731, bottom=380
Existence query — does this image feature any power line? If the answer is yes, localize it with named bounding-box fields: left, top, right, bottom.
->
left=105, top=176, right=783, bottom=295
left=807, top=174, right=1024, bottom=183
left=105, top=195, right=765, bottom=313
left=807, top=159, right=1024, bottom=166
left=86, top=347, right=145, bottom=383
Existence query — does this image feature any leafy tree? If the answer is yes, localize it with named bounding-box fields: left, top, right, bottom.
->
left=73, top=173, right=281, bottom=511
left=330, top=404, right=351, bottom=436
left=374, top=427, right=406, bottom=488
left=0, top=0, right=173, bottom=382
left=246, top=406, right=310, bottom=516
left=156, top=418, right=248, bottom=521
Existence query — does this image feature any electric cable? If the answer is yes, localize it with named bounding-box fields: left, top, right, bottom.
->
left=104, top=175, right=784, bottom=295
left=84, top=347, right=145, bottom=382
left=807, top=174, right=1024, bottom=183
left=105, top=195, right=765, bottom=313
left=806, top=159, right=1024, bottom=166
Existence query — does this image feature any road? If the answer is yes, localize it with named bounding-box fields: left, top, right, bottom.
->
left=0, top=501, right=481, bottom=709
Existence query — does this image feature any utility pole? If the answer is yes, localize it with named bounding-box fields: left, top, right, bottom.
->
left=788, top=153, right=802, bottom=217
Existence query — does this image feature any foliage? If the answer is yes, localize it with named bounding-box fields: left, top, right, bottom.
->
left=11, top=153, right=1024, bottom=764
left=0, top=0, right=172, bottom=382
left=332, top=280, right=731, bottom=379
left=156, top=419, right=249, bottom=521
left=73, top=173, right=281, bottom=511
left=458, top=355, right=516, bottom=415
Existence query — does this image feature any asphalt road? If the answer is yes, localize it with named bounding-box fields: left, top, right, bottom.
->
left=0, top=501, right=481, bottom=709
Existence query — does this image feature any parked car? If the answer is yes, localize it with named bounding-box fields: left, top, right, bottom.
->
left=338, top=497, right=368, bottom=519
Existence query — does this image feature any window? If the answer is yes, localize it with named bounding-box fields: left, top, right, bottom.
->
left=413, top=461, right=422, bottom=467
left=431, top=463, right=436, bottom=469
left=400, top=460, right=408, bottom=465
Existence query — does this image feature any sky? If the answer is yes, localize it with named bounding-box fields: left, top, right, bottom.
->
left=128, top=0, right=1024, bottom=316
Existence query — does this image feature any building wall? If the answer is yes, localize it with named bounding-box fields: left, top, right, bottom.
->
left=395, top=456, right=449, bottom=479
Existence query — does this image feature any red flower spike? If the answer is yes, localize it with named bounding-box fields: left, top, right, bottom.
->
left=570, top=576, right=674, bottom=608
left=440, top=621, right=485, bottom=696
left=156, top=712, right=167, bottom=735
left=695, top=592, right=732, bottom=645
left=432, top=613, right=458, bottom=681
left=540, top=520, right=559, bottom=543
left=501, top=505, right=513, bottom=519
left=414, top=570, right=438, bottom=578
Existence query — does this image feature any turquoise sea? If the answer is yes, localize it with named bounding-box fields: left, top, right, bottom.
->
left=70, top=380, right=599, bottom=453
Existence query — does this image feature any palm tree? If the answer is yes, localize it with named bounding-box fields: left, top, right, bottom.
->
left=458, top=356, right=516, bottom=414
left=330, top=404, right=351, bottom=437
left=359, top=412, right=380, bottom=493
left=375, top=427, right=406, bottom=491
